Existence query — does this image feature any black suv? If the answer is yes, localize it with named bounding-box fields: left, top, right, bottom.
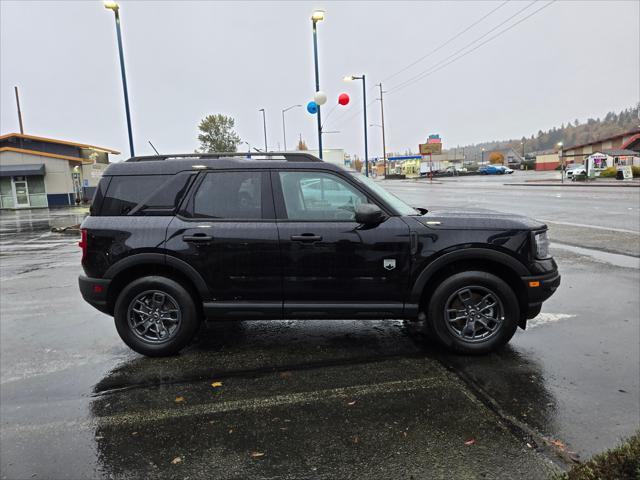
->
left=79, top=152, right=560, bottom=356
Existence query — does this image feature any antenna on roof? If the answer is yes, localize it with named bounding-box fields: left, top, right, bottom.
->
left=148, top=140, right=160, bottom=155
left=14, top=86, right=24, bottom=134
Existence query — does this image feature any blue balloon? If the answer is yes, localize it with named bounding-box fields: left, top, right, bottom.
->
left=307, top=101, right=318, bottom=114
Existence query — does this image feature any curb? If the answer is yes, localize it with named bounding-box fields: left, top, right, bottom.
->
left=505, top=182, right=640, bottom=188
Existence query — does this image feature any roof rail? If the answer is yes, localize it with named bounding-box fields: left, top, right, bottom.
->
left=125, top=152, right=322, bottom=162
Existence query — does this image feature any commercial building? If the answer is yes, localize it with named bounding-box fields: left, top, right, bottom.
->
left=562, top=129, right=640, bottom=165
left=533, top=149, right=560, bottom=171
left=0, top=133, right=119, bottom=209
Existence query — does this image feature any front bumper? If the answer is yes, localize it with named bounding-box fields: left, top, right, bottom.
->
left=78, top=275, right=112, bottom=315
left=520, top=269, right=561, bottom=319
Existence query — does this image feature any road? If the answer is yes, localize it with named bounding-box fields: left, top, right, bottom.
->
left=1, top=176, right=638, bottom=479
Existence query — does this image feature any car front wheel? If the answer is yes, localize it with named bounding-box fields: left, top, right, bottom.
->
left=114, top=276, right=200, bottom=357
left=426, top=271, right=519, bottom=354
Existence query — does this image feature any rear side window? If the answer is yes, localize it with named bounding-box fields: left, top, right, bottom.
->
left=98, top=174, right=183, bottom=216
left=190, top=171, right=262, bottom=219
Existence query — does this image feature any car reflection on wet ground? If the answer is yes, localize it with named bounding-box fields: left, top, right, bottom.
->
left=1, top=207, right=638, bottom=479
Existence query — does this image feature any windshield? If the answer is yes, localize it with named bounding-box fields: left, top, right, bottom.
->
left=348, top=172, right=418, bottom=216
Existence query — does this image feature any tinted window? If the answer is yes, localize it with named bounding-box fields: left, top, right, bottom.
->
left=137, top=171, right=195, bottom=214
left=279, top=171, right=366, bottom=221
left=192, top=171, right=262, bottom=219
left=100, top=175, right=170, bottom=216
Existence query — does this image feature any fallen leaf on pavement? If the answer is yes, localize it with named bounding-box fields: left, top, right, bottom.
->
left=131, top=432, right=138, bottom=436
left=464, top=438, right=476, bottom=446
left=551, top=439, right=566, bottom=451
left=351, top=435, right=359, bottom=444
left=347, top=400, right=357, bottom=406
left=211, top=381, right=223, bottom=388
left=279, top=371, right=292, bottom=379
left=174, top=396, right=185, bottom=403
left=250, top=451, right=265, bottom=458
left=228, top=428, right=234, bottom=434
left=171, top=456, right=182, bottom=465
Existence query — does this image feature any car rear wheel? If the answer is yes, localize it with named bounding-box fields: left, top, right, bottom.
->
left=426, top=271, right=519, bottom=354
left=114, top=276, right=199, bottom=357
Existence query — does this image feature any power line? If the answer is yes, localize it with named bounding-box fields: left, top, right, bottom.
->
left=388, top=0, right=537, bottom=94
left=327, top=2, right=509, bottom=129
left=387, top=1, right=554, bottom=96
left=383, top=0, right=509, bottom=83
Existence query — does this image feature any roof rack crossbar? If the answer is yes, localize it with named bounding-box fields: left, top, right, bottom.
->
left=126, top=152, right=322, bottom=162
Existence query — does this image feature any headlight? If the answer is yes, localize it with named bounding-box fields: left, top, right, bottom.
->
left=534, top=231, right=551, bottom=259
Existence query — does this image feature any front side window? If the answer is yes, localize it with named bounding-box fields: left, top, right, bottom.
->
left=192, top=171, right=262, bottom=219
left=279, top=171, right=366, bottom=221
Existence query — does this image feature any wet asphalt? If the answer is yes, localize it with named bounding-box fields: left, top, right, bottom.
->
left=1, top=173, right=639, bottom=479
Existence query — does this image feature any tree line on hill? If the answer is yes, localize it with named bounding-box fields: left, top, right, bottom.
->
left=454, top=105, right=639, bottom=161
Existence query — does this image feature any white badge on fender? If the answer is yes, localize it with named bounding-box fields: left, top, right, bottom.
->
left=383, top=259, right=396, bottom=271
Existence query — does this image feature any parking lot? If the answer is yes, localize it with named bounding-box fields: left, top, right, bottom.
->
left=1, top=173, right=639, bottom=479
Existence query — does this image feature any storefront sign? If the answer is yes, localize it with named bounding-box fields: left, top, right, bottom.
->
left=619, top=165, right=633, bottom=181
left=419, top=142, right=442, bottom=155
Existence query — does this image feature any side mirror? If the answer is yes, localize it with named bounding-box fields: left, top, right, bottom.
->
left=355, top=203, right=385, bottom=225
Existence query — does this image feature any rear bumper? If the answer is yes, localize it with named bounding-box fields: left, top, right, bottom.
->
left=521, top=270, right=561, bottom=319
left=78, top=275, right=112, bottom=315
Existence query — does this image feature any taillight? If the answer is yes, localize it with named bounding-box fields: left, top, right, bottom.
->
left=79, top=229, right=87, bottom=262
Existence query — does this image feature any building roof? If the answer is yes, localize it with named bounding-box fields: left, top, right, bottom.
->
left=0, top=133, right=120, bottom=154
left=601, top=149, right=640, bottom=156
left=563, top=128, right=640, bottom=151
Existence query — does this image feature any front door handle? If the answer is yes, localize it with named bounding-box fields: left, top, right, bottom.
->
left=290, top=233, right=322, bottom=243
left=183, top=233, right=213, bottom=244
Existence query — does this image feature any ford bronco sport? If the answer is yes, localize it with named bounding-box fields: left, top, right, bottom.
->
left=79, top=152, right=560, bottom=356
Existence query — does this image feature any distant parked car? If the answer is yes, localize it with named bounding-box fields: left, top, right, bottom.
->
left=503, top=167, right=514, bottom=174
left=566, top=164, right=586, bottom=179
left=479, top=165, right=504, bottom=175
left=442, top=166, right=468, bottom=175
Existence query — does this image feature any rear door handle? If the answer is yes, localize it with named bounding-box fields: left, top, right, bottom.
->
left=183, top=233, right=213, bottom=244
left=290, top=234, right=322, bottom=243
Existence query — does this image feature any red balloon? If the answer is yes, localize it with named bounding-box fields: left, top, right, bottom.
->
left=338, top=93, right=350, bottom=106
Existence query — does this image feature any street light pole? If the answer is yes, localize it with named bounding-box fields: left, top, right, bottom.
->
left=282, top=104, right=301, bottom=151
left=377, top=83, right=388, bottom=177
left=481, top=148, right=485, bottom=165
left=104, top=1, right=135, bottom=157
left=311, top=10, right=325, bottom=159
left=345, top=74, right=369, bottom=176
left=558, top=142, right=564, bottom=184
left=259, top=108, right=267, bottom=152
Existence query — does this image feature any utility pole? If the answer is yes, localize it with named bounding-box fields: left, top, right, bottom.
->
left=14, top=86, right=24, bottom=134
left=377, top=83, right=388, bottom=177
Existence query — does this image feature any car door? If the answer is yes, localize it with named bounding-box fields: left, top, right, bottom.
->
left=272, top=169, right=411, bottom=319
left=165, top=169, right=282, bottom=319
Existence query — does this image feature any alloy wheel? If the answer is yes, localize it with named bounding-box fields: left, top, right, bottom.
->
left=444, top=285, right=504, bottom=343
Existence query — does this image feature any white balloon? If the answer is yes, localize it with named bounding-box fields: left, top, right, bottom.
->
left=314, top=91, right=327, bottom=106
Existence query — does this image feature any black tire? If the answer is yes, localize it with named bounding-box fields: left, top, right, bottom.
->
left=114, top=276, right=199, bottom=357
left=426, top=271, right=519, bottom=354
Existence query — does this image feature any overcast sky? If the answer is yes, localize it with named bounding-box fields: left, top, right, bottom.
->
left=1, top=0, right=638, bottom=160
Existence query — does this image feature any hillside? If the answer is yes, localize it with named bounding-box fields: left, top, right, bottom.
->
left=457, top=105, right=639, bottom=159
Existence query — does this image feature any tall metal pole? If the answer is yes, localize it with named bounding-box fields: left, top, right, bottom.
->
left=111, top=7, right=135, bottom=157
left=377, top=83, right=387, bottom=177
left=282, top=110, right=287, bottom=151
left=362, top=75, right=369, bottom=177
left=14, top=86, right=24, bottom=134
left=312, top=20, right=323, bottom=159
left=259, top=109, right=267, bottom=152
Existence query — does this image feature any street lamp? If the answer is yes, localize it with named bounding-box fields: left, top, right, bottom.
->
left=104, top=1, right=135, bottom=157
left=282, top=104, right=301, bottom=151
left=557, top=142, right=564, bottom=183
left=345, top=74, right=369, bottom=176
left=481, top=147, right=485, bottom=165
left=311, top=10, right=325, bottom=159
left=259, top=108, right=267, bottom=152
